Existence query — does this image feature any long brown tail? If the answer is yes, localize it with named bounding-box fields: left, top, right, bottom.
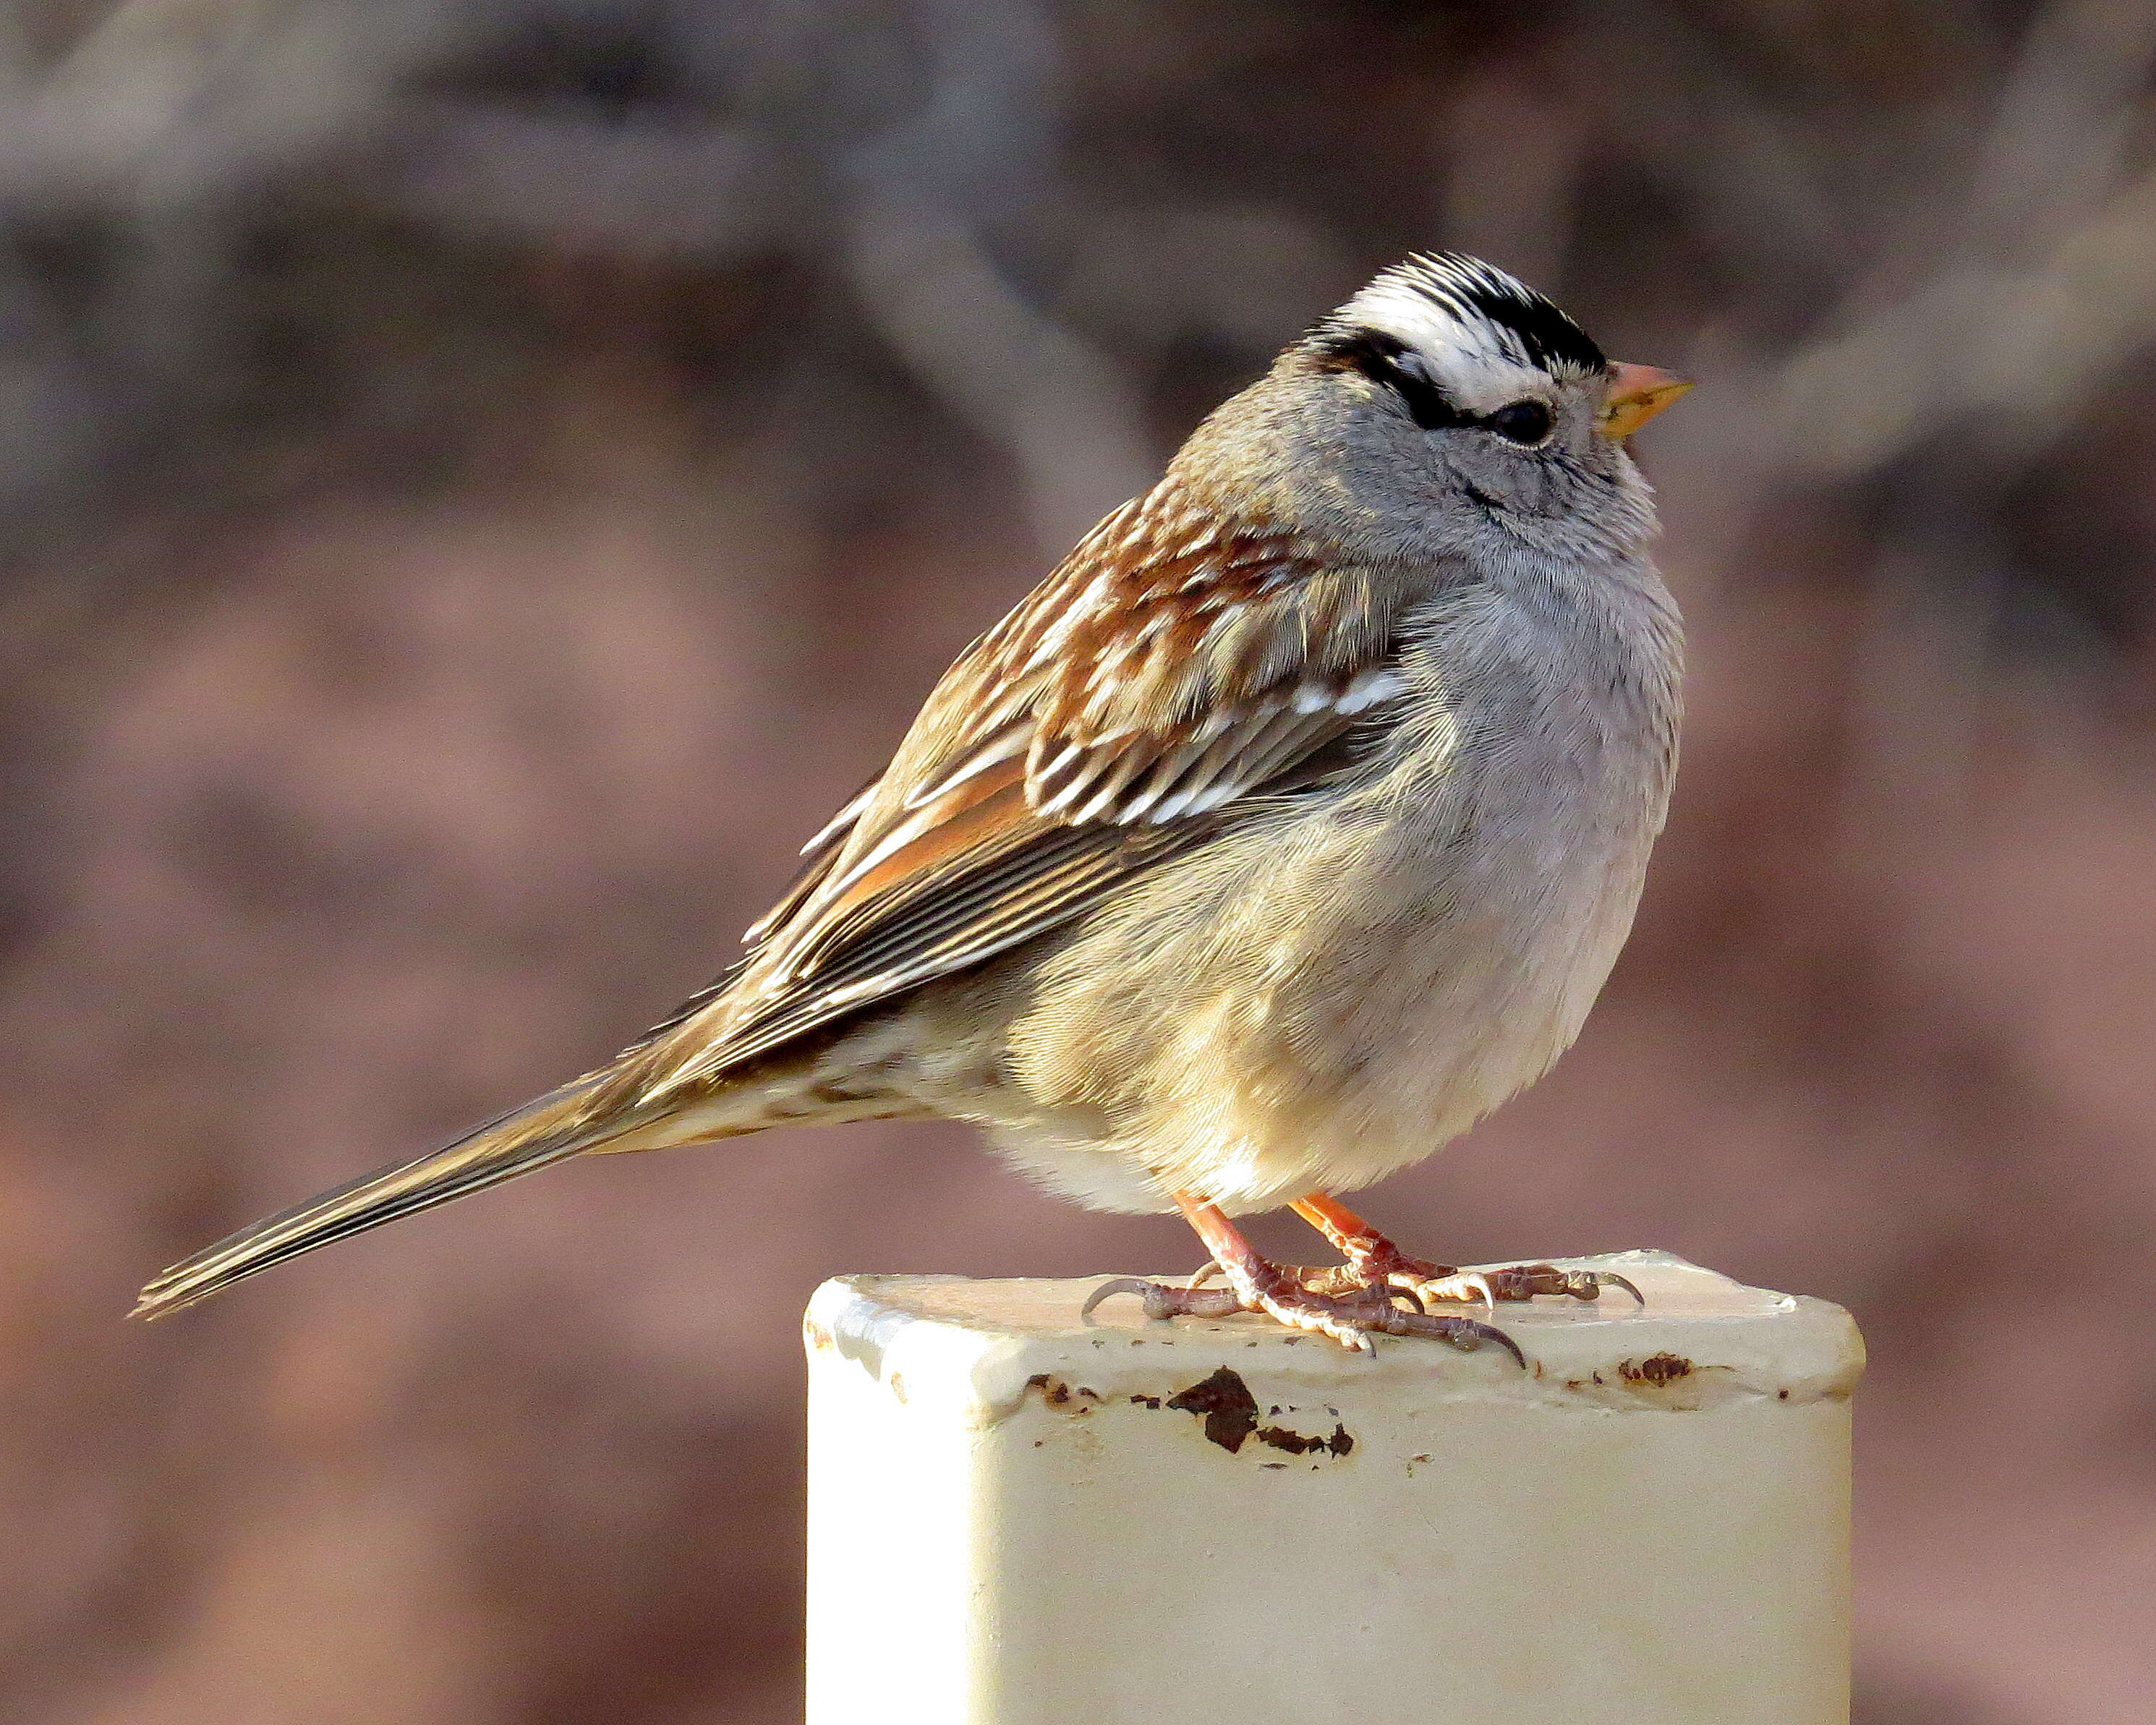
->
left=131, top=1077, right=665, bottom=1321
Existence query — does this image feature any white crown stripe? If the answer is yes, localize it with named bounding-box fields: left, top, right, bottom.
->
left=1319, top=250, right=1606, bottom=383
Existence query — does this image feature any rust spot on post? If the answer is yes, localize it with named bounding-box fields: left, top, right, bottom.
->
left=1620, top=1353, right=1694, bottom=1387
left=1252, top=1420, right=1355, bottom=1456
left=1167, top=1367, right=1260, bottom=1453
left=1254, top=1424, right=1326, bottom=1456
left=1167, top=1370, right=1355, bottom=1458
left=1024, top=1374, right=1100, bottom=1412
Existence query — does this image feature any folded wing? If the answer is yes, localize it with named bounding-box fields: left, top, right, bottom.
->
left=633, top=482, right=1422, bottom=1096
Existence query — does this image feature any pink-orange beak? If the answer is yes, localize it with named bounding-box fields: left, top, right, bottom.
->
left=1600, top=362, right=1693, bottom=440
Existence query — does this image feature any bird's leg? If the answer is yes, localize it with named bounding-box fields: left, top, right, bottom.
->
left=1081, top=1191, right=1524, bottom=1361
left=1287, top=1193, right=1449, bottom=1297
left=1289, top=1193, right=1643, bottom=1309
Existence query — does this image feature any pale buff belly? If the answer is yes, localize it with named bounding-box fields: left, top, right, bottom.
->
left=929, top=800, right=1661, bottom=1217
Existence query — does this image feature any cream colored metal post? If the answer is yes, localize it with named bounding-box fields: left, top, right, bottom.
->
left=804, top=1251, right=1861, bottom=1725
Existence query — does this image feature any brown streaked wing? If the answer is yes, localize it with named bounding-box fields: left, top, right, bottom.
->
left=631, top=480, right=1419, bottom=1096
left=639, top=749, right=1216, bottom=1089
left=740, top=772, right=882, bottom=948
left=1013, top=504, right=1407, bottom=826
left=629, top=772, right=882, bottom=1049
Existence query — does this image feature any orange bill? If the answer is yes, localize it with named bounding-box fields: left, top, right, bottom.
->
left=1601, top=361, right=1693, bottom=439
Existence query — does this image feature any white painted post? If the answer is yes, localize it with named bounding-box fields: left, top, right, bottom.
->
left=804, top=1251, right=1861, bottom=1725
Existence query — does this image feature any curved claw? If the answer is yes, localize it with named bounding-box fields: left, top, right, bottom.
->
left=1082, top=1275, right=1253, bottom=1324
left=1407, top=1269, right=1499, bottom=1308
left=1081, top=1277, right=1172, bottom=1322
left=1472, top=1321, right=1528, bottom=1371
left=1554, top=1268, right=1646, bottom=1306
left=1186, top=1259, right=1223, bottom=1290
left=1379, top=1310, right=1528, bottom=1370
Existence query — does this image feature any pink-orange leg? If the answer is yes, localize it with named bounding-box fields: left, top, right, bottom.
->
left=1290, top=1193, right=1642, bottom=1308
left=1081, top=1191, right=1524, bottom=1362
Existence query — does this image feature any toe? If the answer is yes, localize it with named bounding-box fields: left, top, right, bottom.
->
left=1081, top=1276, right=1244, bottom=1322
left=1406, top=1269, right=1501, bottom=1308
left=1379, top=1309, right=1528, bottom=1368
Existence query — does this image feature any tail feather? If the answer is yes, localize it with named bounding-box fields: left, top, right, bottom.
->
left=131, top=1078, right=653, bottom=1321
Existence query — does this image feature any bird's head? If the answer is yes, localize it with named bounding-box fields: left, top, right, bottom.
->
left=1197, top=252, right=1690, bottom=561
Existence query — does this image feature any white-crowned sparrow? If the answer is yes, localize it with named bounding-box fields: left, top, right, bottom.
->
left=135, top=253, right=1690, bottom=1355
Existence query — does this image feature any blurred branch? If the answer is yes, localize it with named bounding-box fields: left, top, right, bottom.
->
left=828, top=0, right=1151, bottom=545
left=0, top=0, right=448, bottom=208
left=840, top=188, right=1151, bottom=550
left=1577, top=0, right=1846, bottom=300
left=365, top=98, right=796, bottom=257
left=0, top=0, right=1152, bottom=551
left=1779, top=0, right=2156, bottom=477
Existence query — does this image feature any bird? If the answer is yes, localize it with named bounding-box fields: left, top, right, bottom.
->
left=134, top=252, right=1690, bottom=1355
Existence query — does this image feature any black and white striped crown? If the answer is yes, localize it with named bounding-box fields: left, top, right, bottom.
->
left=1312, top=252, right=1607, bottom=378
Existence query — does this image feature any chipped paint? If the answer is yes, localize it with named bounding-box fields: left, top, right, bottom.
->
left=1621, top=1353, right=1695, bottom=1388
left=1161, top=1366, right=1357, bottom=1459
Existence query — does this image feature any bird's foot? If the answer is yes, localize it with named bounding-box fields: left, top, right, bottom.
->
left=1316, top=1246, right=1644, bottom=1313
left=1284, top=1199, right=1644, bottom=1313
left=1402, top=1258, right=1643, bottom=1311
left=1081, top=1263, right=1525, bottom=1365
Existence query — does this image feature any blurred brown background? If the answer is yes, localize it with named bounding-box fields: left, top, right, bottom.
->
left=1, top=0, right=2152, bottom=1719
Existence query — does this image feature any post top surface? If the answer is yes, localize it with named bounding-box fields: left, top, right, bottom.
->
left=804, top=1251, right=1865, bottom=1425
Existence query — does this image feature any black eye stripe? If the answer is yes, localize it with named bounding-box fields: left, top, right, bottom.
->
left=1310, top=330, right=1470, bottom=430
left=1309, top=331, right=1556, bottom=443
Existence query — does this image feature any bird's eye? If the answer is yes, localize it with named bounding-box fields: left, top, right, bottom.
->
left=1486, top=400, right=1552, bottom=445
